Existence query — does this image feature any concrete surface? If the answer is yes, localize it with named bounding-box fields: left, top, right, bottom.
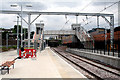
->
left=0, top=47, right=86, bottom=79
left=0, top=50, right=18, bottom=65
left=66, top=48, right=120, bottom=69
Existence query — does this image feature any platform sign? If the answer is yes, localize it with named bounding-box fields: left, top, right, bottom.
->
left=19, top=49, right=36, bottom=58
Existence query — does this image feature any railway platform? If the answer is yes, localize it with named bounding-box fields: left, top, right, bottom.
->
left=0, top=47, right=86, bottom=79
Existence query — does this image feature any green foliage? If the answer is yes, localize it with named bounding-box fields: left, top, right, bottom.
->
left=2, top=45, right=17, bottom=52
left=2, top=47, right=8, bottom=51
left=12, top=25, right=21, bottom=33
left=30, top=31, right=34, bottom=39
left=23, top=28, right=28, bottom=39
left=10, top=45, right=17, bottom=49
left=49, top=37, right=55, bottom=40
left=58, top=40, right=62, bottom=45
left=12, top=45, right=17, bottom=49
left=0, top=28, right=4, bottom=29
left=2, top=31, right=8, bottom=39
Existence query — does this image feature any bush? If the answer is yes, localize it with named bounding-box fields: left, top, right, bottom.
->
left=2, top=47, right=8, bottom=51
left=2, top=45, right=17, bottom=52
left=12, top=45, right=17, bottom=49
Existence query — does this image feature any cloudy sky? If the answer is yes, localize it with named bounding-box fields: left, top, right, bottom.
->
left=0, top=0, right=119, bottom=32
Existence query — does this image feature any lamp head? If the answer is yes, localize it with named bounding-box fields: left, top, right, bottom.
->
left=11, top=4, right=18, bottom=7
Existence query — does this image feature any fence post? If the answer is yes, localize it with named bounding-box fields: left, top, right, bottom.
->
left=118, top=39, right=120, bottom=57
left=108, top=44, right=110, bottom=55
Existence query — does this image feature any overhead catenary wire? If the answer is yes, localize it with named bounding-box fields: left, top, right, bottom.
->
left=60, top=0, right=119, bottom=30
left=80, top=0, right=120, bottom=27
left=60, top=15, right=70, bottom=30
left=80, top=0, right=95, bottom=11
left=60, top=0, right=94, bottom=30
left=60, top=19, right=70, bottom=30
left=99, top=0, right=120, bottom=12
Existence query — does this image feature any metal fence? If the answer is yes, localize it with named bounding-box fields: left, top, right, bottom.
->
left=81, top=40, right=120, bottom=58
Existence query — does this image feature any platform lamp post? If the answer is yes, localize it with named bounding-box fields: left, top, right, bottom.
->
left=11, top=4, right=32, bottom=48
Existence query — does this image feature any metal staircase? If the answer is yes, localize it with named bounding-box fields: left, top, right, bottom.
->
left=72, top=24, right=94, bottom=49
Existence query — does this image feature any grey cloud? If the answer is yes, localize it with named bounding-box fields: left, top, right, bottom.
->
left=1, top=2, right=47, bottom=11
left=0, top=1, right=48, bottom=21
left=92, top=2, right=114, bottom=6
left=0, top=0, right=118, bottom=31
left=40, top=15, right=69, bottom=30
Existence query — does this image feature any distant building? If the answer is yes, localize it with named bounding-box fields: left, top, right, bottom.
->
left=1, top=28, right=13, bottom=33
left=88, top=28, right=105, bottom=36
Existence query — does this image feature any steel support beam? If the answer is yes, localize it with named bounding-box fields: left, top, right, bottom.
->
left=76, top=15, right=78, bottom=24
left=102, top=16, right=114, bottom=49
left=28, top=14, right=31, bottom=48
left=0, top=10, right=113, bottom=17
left=39, top=29, right=41, bottom=51
left=110, top=16, right=114, bottom=49
left=30, top=14, right=41, bottom=24
left=97, top=16, right=99, bottom=28
left=101, top=16, right=112, bottom=26
left=21, top=6, right=23, bottom=47
left=18, top=14, right=28, bottom=25
left=42, top=27, right=44, bottom=50
left=105, top=26, right=107, bottom=52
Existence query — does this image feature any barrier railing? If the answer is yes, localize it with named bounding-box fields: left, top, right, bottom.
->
left=19, top=49, right=36, bottom=58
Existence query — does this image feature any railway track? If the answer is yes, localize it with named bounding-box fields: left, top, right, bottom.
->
left=52, top=48, right=120, bottom=80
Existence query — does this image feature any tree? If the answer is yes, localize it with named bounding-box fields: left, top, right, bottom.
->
left=30, top=31, right=34, bottom=39
left=23, top=28, right=28, bottom=39
left=49, top=37, right=55, bottom=40
left=12, top=25, right=22, bottom=34
left=2, top=31, right=8, bottom=39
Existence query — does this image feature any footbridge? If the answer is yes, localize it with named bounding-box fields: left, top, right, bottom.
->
left=34, top=23, right=94, bottom=49
left=42, top=28, right=94, bottom=48
left=44, top=30, right=75, bottom=35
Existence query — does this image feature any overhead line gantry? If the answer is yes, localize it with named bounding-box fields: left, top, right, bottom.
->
left=0, top=10, right=114, bottom=49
